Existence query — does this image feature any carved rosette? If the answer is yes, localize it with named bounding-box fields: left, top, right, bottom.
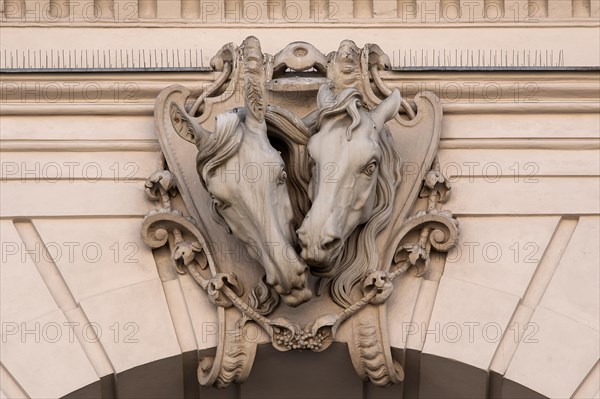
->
left=143, top=37, right=459, bottom=389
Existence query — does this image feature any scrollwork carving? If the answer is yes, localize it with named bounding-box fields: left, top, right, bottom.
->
left=392, top=159, right=459, bottom=277
left=142, top=168, right=259, bottom=388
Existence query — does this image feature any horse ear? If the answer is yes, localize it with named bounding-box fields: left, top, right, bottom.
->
left=170, top=103, right=210, bottom=144
left=317, top=84, right=335, bottom=109
left=370, top=89, right=401, bottom=128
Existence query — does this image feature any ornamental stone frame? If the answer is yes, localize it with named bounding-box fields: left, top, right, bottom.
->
left=142, top=36, right=459, bottom=388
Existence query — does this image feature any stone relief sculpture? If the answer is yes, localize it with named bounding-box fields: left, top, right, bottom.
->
left=142, top=36, right=459, bottom=388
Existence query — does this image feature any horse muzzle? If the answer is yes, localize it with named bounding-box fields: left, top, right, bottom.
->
left=297, top=229, right=345, bottom=275
left=269, top=266, right=312, bottom=307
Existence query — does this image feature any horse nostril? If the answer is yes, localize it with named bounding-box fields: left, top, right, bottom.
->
left=321, top=236, right=342, bottom=251
left=296, top=229, right=307, bottom=245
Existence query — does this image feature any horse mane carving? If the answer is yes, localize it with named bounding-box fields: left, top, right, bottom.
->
left=265, top=105, right=312, bottom=229
left=314, top=88, right=402, bottom=308
left=314, top=88, right=363, bottom=140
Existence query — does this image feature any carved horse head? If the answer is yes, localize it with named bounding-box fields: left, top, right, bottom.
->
left=171, top=106, right=312, bottom=306
left=297, top=85, right=401, bottom=305
left=169, top=37, right=312, bottom=307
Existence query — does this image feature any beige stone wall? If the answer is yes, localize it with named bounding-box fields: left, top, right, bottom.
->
left=0, top=28, right=599, bottom=399
left=1, top=24, right=599, bottom=68
left=1, top=0, right=599, bottom=21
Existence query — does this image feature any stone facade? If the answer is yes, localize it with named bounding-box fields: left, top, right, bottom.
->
left=1, top=5, right=599, bottom=398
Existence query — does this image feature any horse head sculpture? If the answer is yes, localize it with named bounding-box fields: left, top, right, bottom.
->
left=297, top=84, right=402, bottom=307
left=169, top=37, right=312, bottom=307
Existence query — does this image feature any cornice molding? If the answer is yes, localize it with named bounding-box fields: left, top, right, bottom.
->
left=2, top=102, right=598, bottom=116
left=1, top=71, right=598, bottom=113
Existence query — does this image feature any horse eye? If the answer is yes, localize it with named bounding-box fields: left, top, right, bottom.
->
left=212, top=196, right=229, bottom=210
left=363, top=161, right=378, bottom=176
left=278, top=169, right=287, bottom=185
